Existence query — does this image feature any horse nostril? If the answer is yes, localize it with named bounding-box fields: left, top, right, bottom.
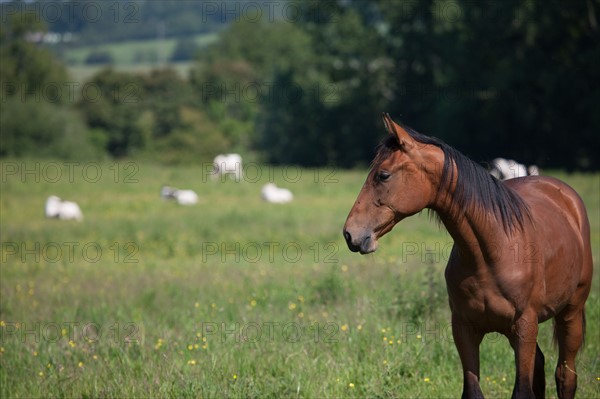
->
left=343, top=230, right=352, bottom=244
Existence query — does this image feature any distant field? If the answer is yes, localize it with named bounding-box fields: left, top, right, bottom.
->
left=62, top=32, right=217, bottom=81
left=0, top=161, right=598, bottom=398
left=64, top=33, right=218, bottom=65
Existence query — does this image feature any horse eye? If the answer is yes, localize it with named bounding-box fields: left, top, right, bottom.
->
left=378, top=171, right=391, bottom=181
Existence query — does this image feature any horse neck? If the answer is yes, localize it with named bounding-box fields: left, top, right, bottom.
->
left=429, top=175, right=507, bottom=265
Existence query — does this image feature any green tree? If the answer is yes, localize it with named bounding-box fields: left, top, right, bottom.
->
left=141, top=68, right=192, bottom=138
left=1, top=99, right=101, bottom=159
left=191, top=4, right=389, bottom=166
left=0, top=10, right=68, bottom=101
left=171, top=38, right=199, bottom=61
left=258, top=2, right=389, bottom=166
left=78, top=69, right=145, bottom=157
left=0, top=10, right=100, bottom=159
left=151, top=106, right=231, bottom=164
left=378, top=0, right=599, bottom=170
left=191, top=20, right=319, bottom=156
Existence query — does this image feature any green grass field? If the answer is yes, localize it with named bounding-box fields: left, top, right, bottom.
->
left=1, top=160, right=598, bottom=398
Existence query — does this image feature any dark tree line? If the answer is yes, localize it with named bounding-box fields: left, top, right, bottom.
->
left=193, top=0, right=599, bottom=169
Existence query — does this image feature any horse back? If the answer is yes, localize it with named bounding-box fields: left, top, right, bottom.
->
left=505, top=176, right=590, bottom=239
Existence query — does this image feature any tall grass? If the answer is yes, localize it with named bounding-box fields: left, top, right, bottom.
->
left=1, top=160, right=598, bottom=398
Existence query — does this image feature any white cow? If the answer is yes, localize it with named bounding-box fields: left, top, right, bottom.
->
left=261, top=183, right=293, bottom=204
left=161, top=186, right=198, bottom=205
left=45, top=196, right=83, bottom=221
left=489, top=158, right=539, bottom=180
left=212, top=153, right=242, bottom=181
left=527, top=165, right=540, bottom=176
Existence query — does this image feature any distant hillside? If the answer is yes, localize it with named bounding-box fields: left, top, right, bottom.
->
left=64, top=32, right=218, bottom=65
left=1, top=0, right=285, bottom=45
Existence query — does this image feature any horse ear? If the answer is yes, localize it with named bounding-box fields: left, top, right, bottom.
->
left=382, top=113, right=414, bottom=151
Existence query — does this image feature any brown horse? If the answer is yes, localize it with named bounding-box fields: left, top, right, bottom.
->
left=343, top=114, right=593, bottom=399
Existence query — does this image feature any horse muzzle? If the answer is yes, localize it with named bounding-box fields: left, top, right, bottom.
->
left=343, top=229, right=378, bottom=254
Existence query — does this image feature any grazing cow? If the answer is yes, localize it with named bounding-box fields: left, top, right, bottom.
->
left=212, top=153, right=242, bottom=181
left=261, top=183, right=293, bottom=204
left=489, top=157, right=539, bottom=180
left=45, top=196, right=83, bottom=221
left=160, top=186, right=198, bottom=205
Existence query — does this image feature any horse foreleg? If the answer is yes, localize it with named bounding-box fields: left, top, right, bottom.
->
left=452, top=316, right=484, bottom=399
left=509, top=314, right=539, bottom=398
left=554, top=308, right=585, bottom=399
left=533, top=343, right=546, bottom=399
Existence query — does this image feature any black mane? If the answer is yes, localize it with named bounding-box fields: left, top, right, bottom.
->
left=374, top=125, right=530, bottom=233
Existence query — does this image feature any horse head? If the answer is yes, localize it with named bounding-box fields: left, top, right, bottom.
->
left=343, top=113, right=443, bottom=254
